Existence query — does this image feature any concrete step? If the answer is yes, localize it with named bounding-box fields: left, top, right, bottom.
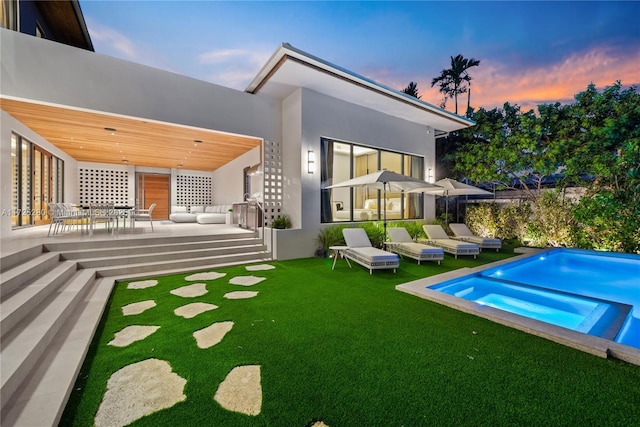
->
left=76, top=244, right=267, bottom=269
left=1, top=277, right=115, bottom=427
left=58, top=237, right=263, bottom=260
left=95, top=250, right=270, bottom=277
left=0, top=261, right=78, bottom=339
left=0, top=252, right=60, bottom=299
left=0, top=245, right=44, bottom=273
left=43, top=231, right=258, bottom=252
left=0, top=269, right=96, bottom=408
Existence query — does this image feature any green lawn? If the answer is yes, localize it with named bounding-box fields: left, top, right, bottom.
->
left=61, top=249, right=640, bottom=426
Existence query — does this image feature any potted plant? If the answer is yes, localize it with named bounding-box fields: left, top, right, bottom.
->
left=272, top=214, right=292, bottom=229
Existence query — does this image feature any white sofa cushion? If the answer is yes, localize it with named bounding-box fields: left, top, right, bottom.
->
left=204, top=206, right=216, bottom=213
left=172, top=205, right=187, bottom=213
left=190, top=205, right=205, bottom=213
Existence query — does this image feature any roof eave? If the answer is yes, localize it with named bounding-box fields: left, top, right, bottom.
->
left=245, top=43, right=475, bottom=130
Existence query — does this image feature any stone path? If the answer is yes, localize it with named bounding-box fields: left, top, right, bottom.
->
left=94, top=359, right=186, bottom=427
left=97, top=264, right=280, bottom=425
left=170, top=282, right=208, bottom=298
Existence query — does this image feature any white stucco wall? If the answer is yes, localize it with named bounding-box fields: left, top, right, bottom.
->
left=212, top=146, right=261, bottom=204
left=1, top=29, right=281, bottom=141
left=274, top=87, right=437, bottom=260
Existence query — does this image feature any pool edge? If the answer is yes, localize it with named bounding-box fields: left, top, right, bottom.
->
left=396, top=250, right=640, bottom=366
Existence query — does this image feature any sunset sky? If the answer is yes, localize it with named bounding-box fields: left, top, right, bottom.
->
left=81, top=0, right=640, bottom=114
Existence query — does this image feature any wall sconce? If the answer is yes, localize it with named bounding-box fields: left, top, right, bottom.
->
left=307, top=150, right=316, bottom=174
left=427, top=168, right=434, bottom=183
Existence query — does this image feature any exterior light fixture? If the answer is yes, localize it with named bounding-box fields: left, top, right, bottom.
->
left=193, top=139, right=203, bottom=143
left=428, top=168, right=434, bottom=183
left=307, top=150, right=316, bottom=174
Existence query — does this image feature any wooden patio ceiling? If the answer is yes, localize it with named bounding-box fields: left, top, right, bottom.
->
left=1, top=98, right=261, bottom=171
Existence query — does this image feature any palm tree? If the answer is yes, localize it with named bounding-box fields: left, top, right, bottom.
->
left=402, top=81, right=421, bottom=99
left=431, top=54, right=480, bottom=115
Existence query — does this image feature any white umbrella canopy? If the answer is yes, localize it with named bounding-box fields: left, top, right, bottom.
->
left=326, top=170, right=437, bottom=192
left=408, top=178, right=492, bottom=197
left=326, top=170, right=439, bottom=234
left=408, top=178, right=492, bottom=223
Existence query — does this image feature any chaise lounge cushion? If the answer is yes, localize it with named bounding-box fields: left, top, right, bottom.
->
left=342, top=228, right=399, bottom=274
left=449, top=223, right=502, bottom=251
left=421, top=225, right=479, bottom=258
left=386, top=227, right=444, bottom=264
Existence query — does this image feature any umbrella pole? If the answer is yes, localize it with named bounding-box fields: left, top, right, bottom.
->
left=383, top=185, right=387, bottom=239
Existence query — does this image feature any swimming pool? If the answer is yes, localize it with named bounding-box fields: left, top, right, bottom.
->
left=431, top=249, right=640, bottom=349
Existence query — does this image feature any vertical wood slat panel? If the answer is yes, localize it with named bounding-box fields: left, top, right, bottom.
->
left=140, top=174, right=170, bottom=220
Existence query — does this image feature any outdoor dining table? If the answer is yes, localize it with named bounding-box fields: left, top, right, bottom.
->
left=82, top=205, right=135, bottom=235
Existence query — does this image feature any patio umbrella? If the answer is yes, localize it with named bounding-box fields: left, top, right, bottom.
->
left=408, top=178, right=492, bottom=223
left=326, top=170, right=438, bottom=236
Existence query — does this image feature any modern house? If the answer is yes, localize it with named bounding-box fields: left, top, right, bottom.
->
left=1, top=2, right=474, bottom=260
left=0, top=2, right=480, bottom=424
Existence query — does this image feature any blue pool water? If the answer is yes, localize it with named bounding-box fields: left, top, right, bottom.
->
left=431, top=249, right=640, bottom=348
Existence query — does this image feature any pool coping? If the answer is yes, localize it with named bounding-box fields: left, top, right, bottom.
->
left=396, top=250, right=640, bottom=366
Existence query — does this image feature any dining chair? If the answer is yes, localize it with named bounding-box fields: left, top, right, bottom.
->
left=89, top=202, right=118, bottom=235
left=131, top=203, right=156, bottom=231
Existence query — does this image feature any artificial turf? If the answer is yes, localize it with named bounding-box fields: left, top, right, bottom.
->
left=61, top=249, right=640, bottom=426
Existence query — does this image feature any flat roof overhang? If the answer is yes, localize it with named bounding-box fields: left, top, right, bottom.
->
left=1, top=97, right=261, bottom=171
left=246, top=43, right=475, bottom=134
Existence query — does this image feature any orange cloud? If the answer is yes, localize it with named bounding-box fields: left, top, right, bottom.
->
left=416, top=47, right=640, bottom=113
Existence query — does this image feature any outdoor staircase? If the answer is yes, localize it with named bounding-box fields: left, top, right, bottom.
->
left=0, top=231, right=270, bottom=426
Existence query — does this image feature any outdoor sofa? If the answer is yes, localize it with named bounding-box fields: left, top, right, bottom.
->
left=169, top=205, right=233, bottom=224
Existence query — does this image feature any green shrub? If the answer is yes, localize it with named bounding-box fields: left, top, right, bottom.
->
left=525, top=191, right=575, bottom=247
left=359, top=222, right=386, bottom=248
left=316, top=224, right=346, bottom=250
left=272, top=214, right=292, bottom=229
left=572, top=190, right=640, bottom=253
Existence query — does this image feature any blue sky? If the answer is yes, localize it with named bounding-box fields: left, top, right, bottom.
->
left=81, top=1, right=640, bottom=112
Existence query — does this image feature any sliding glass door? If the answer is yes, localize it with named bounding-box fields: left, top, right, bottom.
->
left=10, top=133, right=63, bottom=228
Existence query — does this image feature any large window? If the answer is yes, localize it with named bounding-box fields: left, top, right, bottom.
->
left=320, top=138, right=424, bottom=223
left=10, top=133, right=64, bottom=228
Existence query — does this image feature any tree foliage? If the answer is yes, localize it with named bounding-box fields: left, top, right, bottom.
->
left=402, top=81, right=421, bottom=99
left=431, top=54, right=480, bottom=115
left=454, top=82, right=640, bottom=252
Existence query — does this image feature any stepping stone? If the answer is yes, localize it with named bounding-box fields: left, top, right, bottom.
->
left=122, top=300, right=156, bottom=316
left=108, top=325, right=160, bottom=347
left=185, top=271, right=226, bottom=281
left=224, top=291, right=258, bottom=300
left=246, top=264, right=275, bottom=271
left=229, top=276, right=266, bottom=286
left=214, top=365, right=262, bottom=416
left=94, top=359, right=186, bottom=427
left=127, top=279, right=158, bottom=290
left=170, top=283, right=208, bottom=298
left=174, top=302, right=218, bottom=319
left=193, top=321, right=234, bottom=349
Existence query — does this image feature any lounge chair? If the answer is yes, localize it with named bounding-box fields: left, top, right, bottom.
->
left=386, top=227, right=444, bottom=265
left=342, top=228, right=399, bottom=274
left=449, top=223, right=502, bottom=252
left=420, top=225, right=479, bottom=259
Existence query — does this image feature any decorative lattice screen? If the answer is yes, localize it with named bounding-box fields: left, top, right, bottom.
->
left=176, top=174, right=212, bottom=208
left=262, top=140, right=283, bottom=227
left=79, top=168, right=129, bottom=205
